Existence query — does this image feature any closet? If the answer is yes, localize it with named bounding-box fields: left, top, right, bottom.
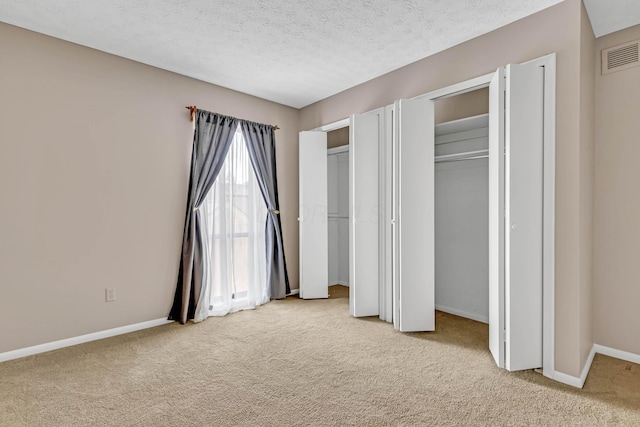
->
left=390, top=58, right=552, bottom=372
left=300, top=53, right=556, bottom=375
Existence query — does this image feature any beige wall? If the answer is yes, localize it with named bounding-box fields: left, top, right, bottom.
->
left=434, top=88, right=489, bottom=124
left=593, top=24, right=640, bottom=355
left=299, top=0, right=588, bottom=377
left=327, top=127, right=349, bottom=149
left=0, top=23, right=299, bottom=353
left=579, top=2, right=596, bottom=373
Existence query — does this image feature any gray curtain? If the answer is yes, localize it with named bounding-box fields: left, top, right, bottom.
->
left=240, top=121, right=290, bottom=299
left=169, top=110, right=238, bottom=324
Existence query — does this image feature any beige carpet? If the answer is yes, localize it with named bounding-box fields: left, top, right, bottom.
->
left=1, top=285, right=639, bottom=426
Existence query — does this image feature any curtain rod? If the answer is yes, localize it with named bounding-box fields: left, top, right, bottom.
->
left=184, top=106, right=279, bottom=130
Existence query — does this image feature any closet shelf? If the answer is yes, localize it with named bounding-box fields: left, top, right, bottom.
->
left=435, top=149, right=488, bottom=163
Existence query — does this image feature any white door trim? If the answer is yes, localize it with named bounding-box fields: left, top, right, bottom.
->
left=412, top=72, right=495, bottom=101
left=311, top=118, right=350, bottom=132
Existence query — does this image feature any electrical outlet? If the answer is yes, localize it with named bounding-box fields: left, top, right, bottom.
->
left=105, top=288, right=116, bottom=302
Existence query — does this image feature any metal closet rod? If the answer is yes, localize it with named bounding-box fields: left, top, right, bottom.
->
left=435, top=149, right=488, bottom=163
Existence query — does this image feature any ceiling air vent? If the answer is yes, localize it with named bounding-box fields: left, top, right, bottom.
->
left=602, top=39, right=640, bottom=75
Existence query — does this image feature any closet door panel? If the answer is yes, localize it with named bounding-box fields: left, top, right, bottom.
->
left=488, top=68, right=506, bottom=368
left=350, top=111, right=381, bottom=317
left=505, top=63, right=544, bottom=371
left=380, top=104, right=394, bottom=323
left=395, top=98, right=435, bottom=332
left=299, top=131, right=328, bottom=299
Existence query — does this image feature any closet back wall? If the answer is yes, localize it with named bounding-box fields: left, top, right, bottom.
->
left=0, top=22, right=298, bottom=354
left=328, top=127, right=349, bottom=149
left=435, top=90, right=488, bottom=124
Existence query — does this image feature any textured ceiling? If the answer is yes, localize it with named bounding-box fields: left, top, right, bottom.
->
left=0, top=0, right=578, bottom=108
left=583, top=0, right=640, bottom=38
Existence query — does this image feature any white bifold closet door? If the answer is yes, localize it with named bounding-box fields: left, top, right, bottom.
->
left=393, top=97, right=436, bottom=332
left=488, top=68, right=506, bottom=368
left=489, top=62, right=544, bottom=371
left=379, top=104, right=395, bottom=324
left=299, top=131, right=328, bottom=299
left=349, top=109, right=383, bottom=317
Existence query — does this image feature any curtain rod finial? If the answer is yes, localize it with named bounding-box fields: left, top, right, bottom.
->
left=185, top=105, right=196, bottom=122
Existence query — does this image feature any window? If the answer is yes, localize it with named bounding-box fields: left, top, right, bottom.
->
left=200, top=127, right=269, bottom=316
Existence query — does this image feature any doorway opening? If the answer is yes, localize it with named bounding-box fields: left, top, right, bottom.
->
left=433, top=88, right=490, bottom=325
left=327, top=127, right=350, bottom=296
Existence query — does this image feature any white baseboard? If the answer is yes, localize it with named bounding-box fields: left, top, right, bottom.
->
left=577, top=345, right=597, bottom=387
left=548, top=346, right=595, bottom=389
left=593, top=344, right=640, bottom=365
left=287, top=283, right=347, bottom=298
left=0, top=318, right=173, bottom=363
left=549, top=343, right=640, bottom=389
left=330, top=281, right=349, bottom=287
left=435, top=304, right=488, bottom=324
left=551, top=370, right=585, bottom=388
left=550, top=346, right=595, bottom=389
